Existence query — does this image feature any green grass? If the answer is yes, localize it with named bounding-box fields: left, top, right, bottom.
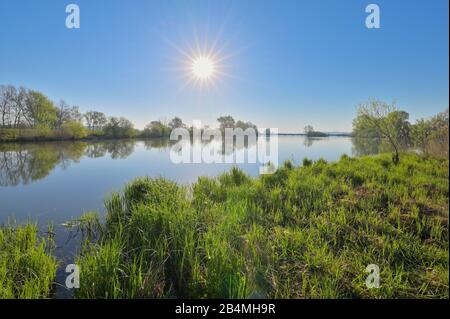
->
left=0, top=128, right=104, bottom=142
left=74, top=153, right=449, bottom=299
left=0, top=223, right=58, bottom=298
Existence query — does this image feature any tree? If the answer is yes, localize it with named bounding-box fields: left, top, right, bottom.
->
left=84, top=111, right=107, bottom=130
left=303, top=125, right=328, bottom=137
left=0, top=85, right=15, bottom=127
left=304, top=125, right=314, bottom=135
left=103, top=116, right=135, bottom=138
left=168, top=117, right=185, bottom=130
left=217, top=116, right=235, bottom=130
left=353, top=100, right=411, bottom=164
left=56, top=101, right=81, bottom=128
left=412, top=108, right=449, bottom=158
left=1, top=85, right=36, bottom=129
left=235, top=120, right=257, bottom=131
left=13, top=87, right=28, bottom=128
left=143, top=120, right=170, bottom=138
left=23, top=91, right=58, bottom=128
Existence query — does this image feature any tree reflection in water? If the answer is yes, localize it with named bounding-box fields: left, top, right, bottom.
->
left=0, top=137, right=383, bottom=187
left=0, top=142, right=86, bottom=186
left=352, top=136, right=395, bottom=156
left=0, top=140, right=137, bottom=186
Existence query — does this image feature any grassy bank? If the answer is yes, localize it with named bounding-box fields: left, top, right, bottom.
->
left=0, top=223, right=58, bottom=298
left=0, top=128, right=103, bottom=142
left=74, top=153, right=449, bottom=299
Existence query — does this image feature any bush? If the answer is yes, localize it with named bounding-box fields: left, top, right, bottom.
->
left=61, top=121, right=88, bottom=139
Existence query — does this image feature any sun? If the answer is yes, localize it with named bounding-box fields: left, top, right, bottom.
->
left=191, top=56, right=216, bottom=80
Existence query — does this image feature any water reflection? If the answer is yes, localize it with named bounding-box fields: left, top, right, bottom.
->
left=143, top=138, right=174, bottom=151
left=0, top=140, right=137, bottom=186
left=0, top=136, right=380, bottom=188
left=0, top=138, right=260, bottom=186
left=352, top=136, right=394, bottom=156
left=0, top=142, right=85, bottom=186
left=85, top=140, right=136, bottom=159
left=303, top=136, right=323, bottom=147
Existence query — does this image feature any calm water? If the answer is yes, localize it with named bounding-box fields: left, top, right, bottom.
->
left=0, top=136, right=359, bottom=225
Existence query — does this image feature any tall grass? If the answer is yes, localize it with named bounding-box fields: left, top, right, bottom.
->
left=0, top=223, right=58, bottom=298
left=74, top=153, right=449, bottom=299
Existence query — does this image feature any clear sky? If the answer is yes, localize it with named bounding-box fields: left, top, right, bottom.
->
left=0, top=0, right=448, bottom=132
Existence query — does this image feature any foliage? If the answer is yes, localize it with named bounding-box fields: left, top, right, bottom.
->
left=411, top=109, right=449, bottom=159
left=61, top=121, right=88, bottom=139
left=353, top=100, right=411, bottom=164
left=168, top=117, right=186, bottom=130
left=217, top=115, right=236, bottom=130
left=142, top=120, right=171, bottom=138
left=0, top=223, right=58, bottom=298
left=25, top=91, right=58, bottom=128
left=56, top=101, right=82, bottom=129
left=304, top=125, right=328, bottom=137
left=102, top=117, right=135, bottom=138
left=235, top=120, right=257, bottom=131
left=84, top=111, right=107, bottom=131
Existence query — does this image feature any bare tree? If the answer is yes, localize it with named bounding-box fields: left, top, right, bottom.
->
left=0, top=85, right=17, bottom=127
left=13, top=87, right=28, bottom=128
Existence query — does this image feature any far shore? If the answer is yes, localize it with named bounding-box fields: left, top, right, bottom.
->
left=0, top=131, right=354, bottom=144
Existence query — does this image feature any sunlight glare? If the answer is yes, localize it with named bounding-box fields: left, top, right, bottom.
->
left=191, top=56, right=215, bottom=80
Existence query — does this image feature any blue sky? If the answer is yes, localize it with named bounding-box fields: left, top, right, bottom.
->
left=0, top=0, right=448, bottom=132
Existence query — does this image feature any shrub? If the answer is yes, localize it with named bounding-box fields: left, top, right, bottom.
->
left=62, top=121, right=88, bottom=139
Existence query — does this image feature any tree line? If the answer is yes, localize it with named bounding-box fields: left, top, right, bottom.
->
left=1, top=85, right=258, bottom=141
left=140, top=116, right=258, bottom=138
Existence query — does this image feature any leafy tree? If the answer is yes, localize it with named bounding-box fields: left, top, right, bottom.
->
left=235, top=120, right=257, bottom=131
left=84, top=111, right=107, bottom=131
left=143, top=121, right=170, bottom=138
left=353, top=100, right=411, bottom=164
left=303, top=125, right=328, bottom=137
left=411, top=118, right=432, bottom=150
left=304, top=125, right=314, bottom=135
left=103, top=116, right=135, bottom=138
left=412, top=108, right=449, bottom=158
left=23, top=91, right=58, bottom=128
left=217, top=116, right=235, bottom=130
left=168, top=117, right=185, bottom=130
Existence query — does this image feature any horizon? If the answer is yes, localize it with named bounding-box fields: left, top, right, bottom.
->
left=0, top=0, right=448, bottom=132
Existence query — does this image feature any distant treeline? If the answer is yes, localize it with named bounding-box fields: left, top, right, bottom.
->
left=303, top=125, right=329, bottom=137
left=0, top=85, right=258, bottom=142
